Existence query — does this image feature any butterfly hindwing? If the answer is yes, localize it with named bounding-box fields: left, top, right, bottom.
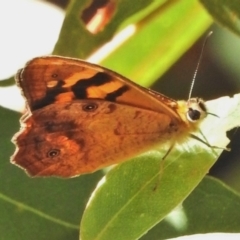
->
left=12, top=100, right=175, bottom=177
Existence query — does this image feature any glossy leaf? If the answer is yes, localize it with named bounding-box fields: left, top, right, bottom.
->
left=141, top=176, right=240, bottom=239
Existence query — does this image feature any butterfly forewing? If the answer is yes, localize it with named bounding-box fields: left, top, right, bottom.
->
left=16, top=56, right=180, bottom=121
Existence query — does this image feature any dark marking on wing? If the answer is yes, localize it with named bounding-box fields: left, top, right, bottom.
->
left=29, top=70, right=128, bottom=111
left=72, top=72, right=112, bottom=99
left=105, top=85, right=129, bottom=101
left=74, top=138, right=85, bottom=149
left=33, top=136, right=46, bottom=144
left=32, top=80, right=66, bottom=110
left=44, top=120, right=78, bottom=133
left=107, top=103, right=117, bottom=113
left=168, top=122, right=178, bottom=133
left=133, top=111, right=141, bottom=120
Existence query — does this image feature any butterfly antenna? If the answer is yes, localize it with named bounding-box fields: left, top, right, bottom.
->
left=188, top=31, right=213, bottom=100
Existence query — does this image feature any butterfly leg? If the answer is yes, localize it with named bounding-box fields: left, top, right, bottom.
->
left=153, top=143, right=176, bottom=191
left=162, top=143, right=175, bottom=161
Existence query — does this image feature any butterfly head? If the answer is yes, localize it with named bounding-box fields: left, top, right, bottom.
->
left=186, top=98, right=207, bottom=122
left=176, top=98, right=207, bottom=129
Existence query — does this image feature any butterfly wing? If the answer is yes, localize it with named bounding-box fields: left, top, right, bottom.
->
left=11, top=100, right=178, bottom=177
left=12, top=55, right=198, bottom=177
left=16, top=56, right=181, bottom=122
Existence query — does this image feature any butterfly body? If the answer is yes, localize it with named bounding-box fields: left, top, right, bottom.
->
left=11, top=56, right=207, bottom=177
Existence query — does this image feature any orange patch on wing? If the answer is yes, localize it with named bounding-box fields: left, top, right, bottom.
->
left=55, top=92, right=75, bottom=103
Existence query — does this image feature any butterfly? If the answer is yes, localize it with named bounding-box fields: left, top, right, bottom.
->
left=11, top=55, right=208, bottom=178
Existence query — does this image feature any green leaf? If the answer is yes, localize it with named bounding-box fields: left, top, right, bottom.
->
left=80, top=150, right=215, bottom=240
left=200, top=0, right=240, bottom=36
left=80, top=94, right=240, bottom=240
left=53, top=0, right=159, bottom=58
left=101, top=0, right=212, bottom=86
left=140, top=176, right=240, bottom=239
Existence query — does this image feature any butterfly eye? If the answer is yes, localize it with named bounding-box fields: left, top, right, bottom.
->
left=82, top=103, right=98, bottom=112
left=47, top=149, right=60, bottom=158
left=187, top=108, right=201, bottom=122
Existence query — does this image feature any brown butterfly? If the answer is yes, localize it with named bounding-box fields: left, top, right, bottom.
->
left=11, top=55, right=207, bottom=177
